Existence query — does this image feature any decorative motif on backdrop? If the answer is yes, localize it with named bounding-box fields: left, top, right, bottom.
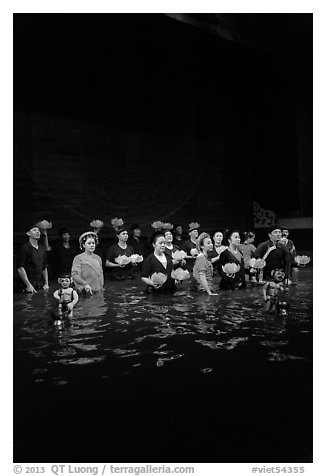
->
left=253, top=202, right=276, bottom=228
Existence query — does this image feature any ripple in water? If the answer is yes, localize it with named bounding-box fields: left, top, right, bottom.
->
left=13, top=270, right=312, bottom=383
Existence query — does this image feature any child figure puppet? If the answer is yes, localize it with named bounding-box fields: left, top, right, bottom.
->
left=262, top=269, right=287, bottom=314
left=53, top=273, right=79, bottom=319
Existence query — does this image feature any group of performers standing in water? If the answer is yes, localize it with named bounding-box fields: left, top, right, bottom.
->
left=16, top=218, right=299, bottom=318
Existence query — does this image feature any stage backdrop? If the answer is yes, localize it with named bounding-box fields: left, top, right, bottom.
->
left=14, top=14, right=309, bottom=242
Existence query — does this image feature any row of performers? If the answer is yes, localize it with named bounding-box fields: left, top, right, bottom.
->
left=15, top=221, right=292, bottom=296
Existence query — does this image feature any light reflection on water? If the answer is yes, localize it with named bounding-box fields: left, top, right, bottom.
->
left=14, top=268, right=312, bottom=385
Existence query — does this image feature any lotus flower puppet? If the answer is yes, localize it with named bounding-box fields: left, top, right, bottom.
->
left=172, top=250, right=187, bottom=261
left=151, top=272, right=167, bottom=285
left=35, top=219, right=52, bottom=230
left=115, top=255, right=131, bottom=266
left=90, top=219, right=104, bottom=230
left=248, top=258, right=266, bottom=269
left=222, top=262, right=240, bottom=275
left=294, top=255, right=311, bottom=266
left=162, top=222, right=174, bottom=230
left=151, top=221, right=164, bottom=230
left=111, top=217, right=124, bottom=231
left=171, top=268, right=190, bottom=281
left=129, top=254, right=144, bottom=264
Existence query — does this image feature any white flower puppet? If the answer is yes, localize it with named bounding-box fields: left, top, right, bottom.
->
left=151, top=272, right=167, bottom=285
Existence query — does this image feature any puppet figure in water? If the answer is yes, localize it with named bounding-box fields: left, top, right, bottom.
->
left=262, top=269, right=288, bottom=315
left=53, top=273, right=79, bottom=324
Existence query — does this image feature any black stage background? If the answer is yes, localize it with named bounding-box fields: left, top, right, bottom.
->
left=13, top=14, right=312, bottom=243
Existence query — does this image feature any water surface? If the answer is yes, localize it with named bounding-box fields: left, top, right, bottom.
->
left=14, top=268, right=312, bottom=463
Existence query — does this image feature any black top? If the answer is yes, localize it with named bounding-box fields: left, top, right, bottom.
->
left=107, top=243, right=134, bottom=279
left=217, top=249, right=246, bottom=290
left=16, top=242, right=47, bottom=288
left=127, top=236, right=152, bottom=258
left=52, top=242, right=78, bottom=277
left=141, top=252, right=176, bottom=293
left=254, top=240, right=290, bottom=279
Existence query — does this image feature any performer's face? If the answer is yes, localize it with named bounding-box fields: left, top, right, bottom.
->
left=247, top=234, right=255, bottom=244
left=84, top=238, right=96, bottom=253
left=229, top=232, right=241, bottom=247
left=61, top=232, right=70, bottom=243
left=27, top=227, right=41, bottom=240
left=269, top=229, right=282, bottom=243
left=201, top=237, right=213, bottom=252
left=118, top=231, right=129, bottom=242
left=190, top=229, right=199, bottom=240
left=213, top=232, right=223, bottom=245
left=164, top=231, right=173, bottom=244
left=153, top=236, right=166, bottom=253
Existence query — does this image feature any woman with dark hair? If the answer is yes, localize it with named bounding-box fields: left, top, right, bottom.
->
left=218, top=229, right=246, bottom=290
left=239, top=231, right=256, bottom=281
left=208, top=230, right=227, bottom=275
left=52, top=228, right=78, bottom=277
left=193, top=232, right=218, bottom=295
left=127, top=223, right=151, bottom=258
left=141, top=232, right=177, bottom=293
left=71, top=231, right=104, bottom=294
left=182, top=222, right=200, bottom=272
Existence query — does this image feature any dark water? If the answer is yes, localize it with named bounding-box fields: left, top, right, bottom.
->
left=13, top=268, right=312, bottom=463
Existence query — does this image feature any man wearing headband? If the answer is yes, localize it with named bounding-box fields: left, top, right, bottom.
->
left=16, top=224, right=49, bottom=293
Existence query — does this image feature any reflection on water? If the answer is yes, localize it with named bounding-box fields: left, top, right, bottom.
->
left=13, top=268, right=313, bottom=463
left=14, top=268, right=313, bottom=385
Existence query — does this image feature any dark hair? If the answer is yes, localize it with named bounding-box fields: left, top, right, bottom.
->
left=58, top=228, right=69, bottom=237
left=150, top=231, right=165, bottom=245
left=212, top=229, right=224, bottom=237
left=243, top=231, right=255, bottom=241
left=225, top=228, right=240, bottom=242
left=267, top=225, right=281, bottom=234
left=116, top=227, right=129, bottom=236
left=26, top=223, right=38, bottom=232
left=130, top=223, right=141, bottom=232
left=212, top=229, right=227, bottom=246
left=197, top=232, right=210, bottom=251
left=58, top=272, right=71, bottom=279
